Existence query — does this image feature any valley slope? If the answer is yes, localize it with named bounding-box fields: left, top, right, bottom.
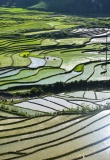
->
left=0, top=0, right=110, bottom=15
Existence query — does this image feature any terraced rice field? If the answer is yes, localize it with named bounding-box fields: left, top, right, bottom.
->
left=14, top=90, right=110, bottom=113
left=1, top=7, right=110, bottom=160
left=1, top=90, right=110, bottom=159
left=0, top=8, right=110, bottom=90
left=0, top=104, right=110, bottom=160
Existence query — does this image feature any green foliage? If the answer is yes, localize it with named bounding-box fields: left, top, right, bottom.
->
left=74, top=64, right=84, bottom=72
left=20, top=52, right=30, bottom=57
left=30, top=87, right=44, bottom=96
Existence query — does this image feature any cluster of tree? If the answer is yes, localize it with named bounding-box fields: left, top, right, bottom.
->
left=13, top=80, right=110, bottom=98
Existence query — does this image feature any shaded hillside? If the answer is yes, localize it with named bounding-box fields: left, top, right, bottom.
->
left=0, top=0, right=110, bottom=15
left=0, top=0, right=38, bottom=8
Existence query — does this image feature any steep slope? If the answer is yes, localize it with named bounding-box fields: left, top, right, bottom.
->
left=0, top=0, right=38, bottom=8
left=0, top=0, right=110, bottom=15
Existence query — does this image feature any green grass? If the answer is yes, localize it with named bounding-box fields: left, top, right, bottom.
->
left=29, top=51, right=44, bottom=58
left=41, top=39, right=58, bottom=46
left=11, top=39, right=41, bottom=47
left=55, top=24, right=77, bottom=29
left=0, top=54, right=12, bottom=68
left=0, top=21, right=53, bottom=34
left=12, top=53, right=31, bottom=67
left=46, top=21, right=62, bottom=27
left=20, top=52, right=30, bottom=57
left=23, top=29, right=59, bottom=35
left=74, top=64, right=84, bottom=72
left=57, top=38, right=90, bottom=46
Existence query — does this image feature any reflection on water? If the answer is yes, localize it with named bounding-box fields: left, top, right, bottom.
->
left=29, top=57, right=46, bottom=68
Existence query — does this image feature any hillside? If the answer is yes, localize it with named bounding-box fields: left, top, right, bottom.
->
left=0, top=0, right=110, bottom=15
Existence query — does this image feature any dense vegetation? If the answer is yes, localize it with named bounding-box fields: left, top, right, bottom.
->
left=8, top=80, right=110, bottom=98
left=0, top=0, right=110, bottom=15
